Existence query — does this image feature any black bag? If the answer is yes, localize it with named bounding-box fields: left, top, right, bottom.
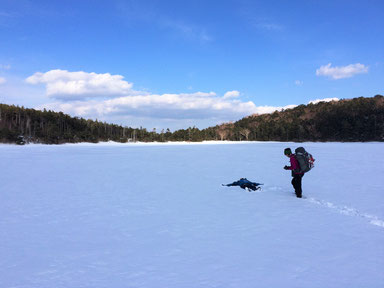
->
left=295, top=147, right=315, bottom=173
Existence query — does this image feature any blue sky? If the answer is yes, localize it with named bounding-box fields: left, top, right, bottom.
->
left=0, top=0, right=383, bottom=130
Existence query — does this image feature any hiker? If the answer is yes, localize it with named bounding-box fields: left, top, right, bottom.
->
left=222, top=178, right=263, bottom=191
left=284, top=148, right=304, bottom=198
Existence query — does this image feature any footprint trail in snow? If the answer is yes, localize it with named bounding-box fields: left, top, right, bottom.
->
left=305, top=197, right=384, bottom=229
left=263, top=186, right=384, bottom=229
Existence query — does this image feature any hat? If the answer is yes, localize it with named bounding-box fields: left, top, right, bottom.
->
left=284, top=148, right=292, bottom=155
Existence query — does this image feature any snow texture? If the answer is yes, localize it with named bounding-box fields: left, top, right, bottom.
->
left=1, top=142, right=383, bottom=288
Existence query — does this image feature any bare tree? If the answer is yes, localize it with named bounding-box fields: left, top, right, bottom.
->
left=239, top=128, right=251, bottom=140
left=217, top=125, right=229, bottom=141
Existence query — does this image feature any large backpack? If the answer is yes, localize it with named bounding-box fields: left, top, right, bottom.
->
left=295, top=147, right=315, bottom=173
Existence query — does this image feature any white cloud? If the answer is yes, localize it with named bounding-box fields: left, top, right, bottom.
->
left=38, top=94, right=299, bottom=127
left=223, top=90, right=240, bottom=99
left=308, top=98, right=339, bottom=105
left=38, top=91, right=258, bottom=121
left=295, top=80, right=303, bottom=86
left=316, top=63, right=368, bottom=79
left=0, top=77, right=6, bottom=84
left=26, top=69, right=134, bottom=100
left=251, top=104, right=297, bottom=114
left=29, top=69, right=303, bottom=129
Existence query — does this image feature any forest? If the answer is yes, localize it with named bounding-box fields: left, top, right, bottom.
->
left=1, top=95, right=383, bottom=144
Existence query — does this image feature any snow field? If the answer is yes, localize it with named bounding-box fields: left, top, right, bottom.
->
left=0, top=142, right=383, bottom=288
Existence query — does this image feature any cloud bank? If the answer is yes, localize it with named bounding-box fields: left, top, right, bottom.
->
left=26, top=69, right=335, bottom=129
left=0, top=77, right=6, bottom=84
left=316, top=63, right=368, bottom=79
left=27, top=70, right=270, bottom=124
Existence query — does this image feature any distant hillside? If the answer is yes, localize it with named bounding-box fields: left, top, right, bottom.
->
left=1, top=95, right=383, bottom=144
left=212, top=95, right=384, bottom=142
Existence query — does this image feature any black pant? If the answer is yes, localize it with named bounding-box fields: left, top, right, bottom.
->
left=291, top=174, right=304, bottom=198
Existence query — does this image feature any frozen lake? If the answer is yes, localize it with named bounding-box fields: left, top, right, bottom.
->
left=1, top=142, right=383, bottom=288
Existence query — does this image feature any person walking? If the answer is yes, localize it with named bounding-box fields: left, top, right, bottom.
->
left=284, top=148, right=304, bottom=198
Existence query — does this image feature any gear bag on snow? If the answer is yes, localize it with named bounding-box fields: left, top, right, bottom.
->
left=294, top=147, right=315, bottom=173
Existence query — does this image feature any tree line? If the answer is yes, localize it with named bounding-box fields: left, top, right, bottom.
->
left=217, top=95, right=384, bottom=142
left=1, top=95, right=383, bottom=144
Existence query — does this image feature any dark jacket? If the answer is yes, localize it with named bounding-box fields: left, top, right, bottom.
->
left=224, top=178, right=262, bottom=191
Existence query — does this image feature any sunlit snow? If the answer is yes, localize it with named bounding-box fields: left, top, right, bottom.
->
left=1, top=142, right=383, bottom=288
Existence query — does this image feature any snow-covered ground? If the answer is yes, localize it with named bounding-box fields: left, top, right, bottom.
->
left=1, top=142, right=383, bottom=288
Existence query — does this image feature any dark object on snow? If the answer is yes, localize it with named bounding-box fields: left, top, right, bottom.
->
left=16, top=135, right=26, bottom=145
left=222, top=178, right=263, bottom=191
